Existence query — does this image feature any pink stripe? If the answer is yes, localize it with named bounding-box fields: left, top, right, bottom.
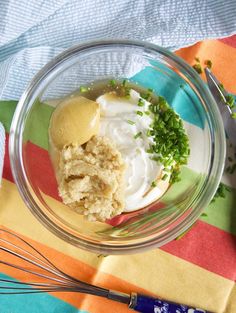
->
left=161, top=220, right=236, bottom=281
left=219, top=34, right=236, bottom=48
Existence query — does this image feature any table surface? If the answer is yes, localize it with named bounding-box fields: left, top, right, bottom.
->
left=0, top=35, right=236, bottom=313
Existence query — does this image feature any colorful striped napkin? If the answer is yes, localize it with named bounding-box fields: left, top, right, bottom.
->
left=0, top=36, right=236, bottom=313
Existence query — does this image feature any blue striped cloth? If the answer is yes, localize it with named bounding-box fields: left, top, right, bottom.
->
left=0, top=0, right=236, bottom=100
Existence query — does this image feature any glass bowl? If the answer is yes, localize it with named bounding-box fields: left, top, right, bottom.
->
left=9, top=40, right=225, bottom=254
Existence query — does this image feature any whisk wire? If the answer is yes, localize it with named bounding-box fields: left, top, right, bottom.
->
left=0, top=246, right=78, bottom=287
left=0, top=229, right=109, bottom=297
left=0, top=230, right=103, bottom=291
left=0, top=232, right=80, bottom=285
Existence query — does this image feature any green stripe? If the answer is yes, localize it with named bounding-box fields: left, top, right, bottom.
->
left=23, top=98, right=53, bottom=150
left=0, top=100, right=235, bottom=236
left=0, top=100, right=17, bottom=132
left=164, top=167, right=236, bottom=236
left=201, top=186, right=236, bottom=236
left=0, top=100, right=53, bottom=150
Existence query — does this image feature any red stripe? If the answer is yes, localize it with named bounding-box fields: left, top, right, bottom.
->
left=3, top=136, right=14, bottom=183
left=4, top=135, right=60, bottom=201
left=219, top=34, right=236, bottom=48
left=4, top=135, right=236, bottom=280
left=161, top=220, right=236, bottom=281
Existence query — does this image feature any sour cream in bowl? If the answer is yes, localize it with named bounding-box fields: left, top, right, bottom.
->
left=97, top=89, right=170, bottom=212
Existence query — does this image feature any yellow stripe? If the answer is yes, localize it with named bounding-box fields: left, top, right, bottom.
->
left=225, top=284, right=236, bottom=313
left=99, top=251, right=234, bottom=313
left=0, top=179, right=235, bottom=312
left=0, top=179, right=101, bottom=268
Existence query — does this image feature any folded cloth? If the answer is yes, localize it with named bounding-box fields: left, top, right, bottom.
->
left=0, top=0, right=236, bottom=183
left=0, top=123, right=5, bottom=186
left=0, top=0, right=236, bottom=100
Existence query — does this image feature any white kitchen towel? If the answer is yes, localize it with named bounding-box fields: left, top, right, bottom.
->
left=0, top=0, right=236, bottom=183
left=0, top=0, right=236, bottom=101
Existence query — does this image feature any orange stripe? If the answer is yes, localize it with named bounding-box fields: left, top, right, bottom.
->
left=176, top=39, right=236, bottom=94
left=0, top=224, right=235, bottom=313
left=0, top=227, right=151, bottom=313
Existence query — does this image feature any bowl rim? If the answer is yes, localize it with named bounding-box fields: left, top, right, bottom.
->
left=9, top=39, right=226, bottom=254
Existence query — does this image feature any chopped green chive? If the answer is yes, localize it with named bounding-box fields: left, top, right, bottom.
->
left=140, top=90, right=152, bottom=101
left=119, top=79, right=131, bottom=98
left=192, top=63, right=202, bottom=74
left=127, top=120, right=135, bottom=125
left=144, top=110, right=150, bottom=115
left=122, top=79, right=128, bottom=87
left=146, top=148, right=153, bottom=154
left=80, top=86, right=89, bottom=93
left=162, top=173, right=168, bottom=181
left=232, top=112, right=236, bottom=119
left=134, top=132, right=142, bottom=139
left=109, top=79, right=116, bottom=87
left=219, top=83, right=225, bottom=93
left=195, top=57, right=200, bottom=63
left=204, top=59, right=212, bottom=69
left=151, top=181, right=157, bottom=187
left=226, top=95, right=235, bottom=108
left=124, top=87, right=131, bottom=98
left=211, top=182, right=230, bottom=202
left=201, top=212, right=208, bottom=217
left=217, top=83, right=236, bottom=120
left=136, top=110, right=143, bottom=116
left=138, top=98, right=145, bottom=106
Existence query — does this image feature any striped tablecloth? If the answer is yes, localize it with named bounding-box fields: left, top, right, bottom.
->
left=0, top=36, right=236, bottom=313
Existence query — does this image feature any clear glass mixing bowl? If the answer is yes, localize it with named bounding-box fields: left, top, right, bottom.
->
left=9, top=40, right=225, bottom=254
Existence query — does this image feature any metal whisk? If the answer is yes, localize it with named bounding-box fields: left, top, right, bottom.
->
left=0, top=229, right=210, bottom=313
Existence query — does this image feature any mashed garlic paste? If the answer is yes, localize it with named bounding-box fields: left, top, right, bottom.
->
left=58, top=136, right=126, bottom=221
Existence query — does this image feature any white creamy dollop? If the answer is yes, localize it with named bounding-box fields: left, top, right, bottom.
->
left=96, top=89, right=169, bottom=212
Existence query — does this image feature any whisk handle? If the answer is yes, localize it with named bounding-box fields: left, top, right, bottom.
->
left=129, top=293, right=211, bottom=313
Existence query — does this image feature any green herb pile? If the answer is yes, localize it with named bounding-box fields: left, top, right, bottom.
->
left=84, top=79, right=190, bottom=185
left=139, top=90, right=190, bottom=184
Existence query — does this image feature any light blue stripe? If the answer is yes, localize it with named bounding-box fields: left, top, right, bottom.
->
left=131, top=65, right=205, bottom=129
left=0, top=273, right=88, bottom=313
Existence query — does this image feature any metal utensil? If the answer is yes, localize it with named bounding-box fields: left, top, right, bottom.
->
left=205, top=67, right=236, bottom=143
left=0, top=229, right=210, bottom=313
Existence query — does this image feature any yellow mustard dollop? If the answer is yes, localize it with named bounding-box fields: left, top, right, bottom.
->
left=49, top=96, right=100, bottom=149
